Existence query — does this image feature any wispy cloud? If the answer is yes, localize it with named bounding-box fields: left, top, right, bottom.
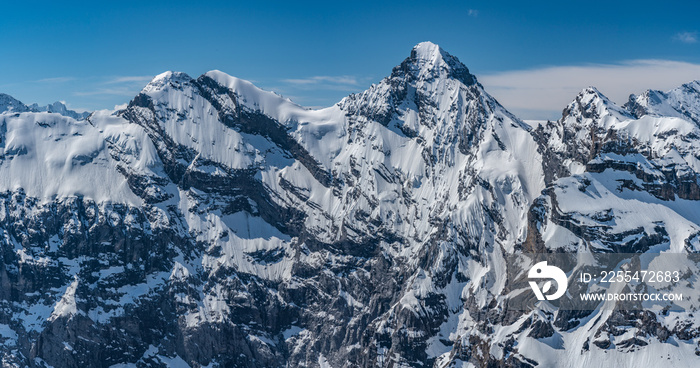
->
left=74, top=87, right=140, bottom=97
left=674, top=31, right=698, bottom=44
left=281, top=75, right=360, bottom=86
left=479, top=59, right=700, bottom=120
left=59, top=100, right=91, bottom=113
left=264, top=75, right=374, bottom=107
left=34, top=77, right=75, bottom=83
left=105, top=75, right=154, bottom=84
left=468, top=9, right=479, bottom=17
left=73, top=75, right=155, bottom=97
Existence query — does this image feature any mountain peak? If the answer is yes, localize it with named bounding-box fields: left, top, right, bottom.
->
left=574, top=86, right=620, bottom=110
left=684, top=80, right=700, bottom=88
left=153, top=70, right=192, bottom=82
left=141, top=71, right=194, bottom=94
left=392, top=42, right=477, bottom=86
left=201, top=69, right=302, bottom=120
left=0, top=93, right=30, bottom=113
left=562, top=86, right=631, bottom=122
left=577, top=86, right=606, bottom=100
left=624, top=80, right=700, bottom=123
left=410, top=41, right=445, bottom=63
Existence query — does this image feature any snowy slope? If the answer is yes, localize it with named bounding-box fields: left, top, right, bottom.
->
left=0, top=111, right=144, bottom=204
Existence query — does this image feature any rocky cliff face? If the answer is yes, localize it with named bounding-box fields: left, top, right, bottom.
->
left=1, top=42, right=700, bottom=368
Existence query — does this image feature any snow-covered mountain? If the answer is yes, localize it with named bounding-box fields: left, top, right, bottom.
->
left=624, top=81, right=700, bottom=124
left=0, top=93, right=90, bottom=120
left=1, top=42, right=700, bottom=367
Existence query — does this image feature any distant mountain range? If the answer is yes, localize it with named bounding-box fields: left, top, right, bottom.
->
left=0, top=93, right=90, bottom=120
left=1, top=42, right=699, bottom=367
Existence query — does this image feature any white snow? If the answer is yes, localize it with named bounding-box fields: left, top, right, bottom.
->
left=48, top=276, right=79, bottom=321
left=0, top=111, right=143, bottom=204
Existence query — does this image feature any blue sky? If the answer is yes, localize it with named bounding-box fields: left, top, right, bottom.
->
left=1, top=0, right=699, bottom=119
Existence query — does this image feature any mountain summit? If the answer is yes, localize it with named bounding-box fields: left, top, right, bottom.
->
left=625, top=80, right=700, bottom=124
left=398, top=41, right=478, bottom=86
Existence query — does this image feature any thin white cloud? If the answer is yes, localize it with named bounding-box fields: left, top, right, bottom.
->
left=674, top=31, right=698, bottom=44
left=34, top=77, right=75, bottom=83
left=282, top=76, right=359, bottom=86
left=468, top=9, right=479, bottom=17
left=479, top=59, right=700, bottom=120
left=74, top=87, right=140, bottom=97
left=74, top=76, right=155, bottom=96
left=105, top=76, right=154, bottom=84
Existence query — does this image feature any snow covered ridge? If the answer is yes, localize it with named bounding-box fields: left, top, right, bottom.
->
left=2, top=41, right=700, bottom=367
left=0, top=93, right=90, bottom=120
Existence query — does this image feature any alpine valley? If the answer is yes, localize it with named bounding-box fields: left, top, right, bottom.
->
left=1, top=42, right=700, bottom=368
